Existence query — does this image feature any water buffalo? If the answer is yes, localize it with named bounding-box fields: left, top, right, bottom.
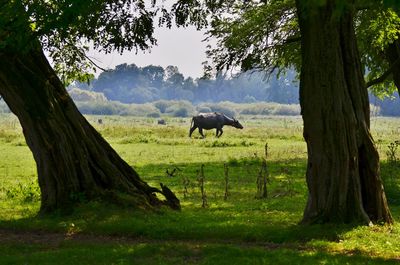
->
left=189, top=112, right=243, bottom=138
left=157, top=119, right=166, bottom=125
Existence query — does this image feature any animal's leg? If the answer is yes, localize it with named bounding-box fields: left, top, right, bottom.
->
left=199, top=128, right=205, bottom=138
left=218, top=128, right=223, bottom=137
left=216, top=129, right=220, bottom=137
left=189, top=125, right=198, bottom=137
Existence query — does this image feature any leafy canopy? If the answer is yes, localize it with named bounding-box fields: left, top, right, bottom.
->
left=3, top=0, right=400, bottom=91
left=0, top=0, right=159, bottom=84
left=185, top=0, right=400, bottom=97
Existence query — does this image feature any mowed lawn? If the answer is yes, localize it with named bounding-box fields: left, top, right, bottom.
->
left=0, top=113, right=400, bottom=264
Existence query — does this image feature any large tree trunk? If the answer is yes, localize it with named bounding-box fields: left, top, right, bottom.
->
left=385, top=39, right=400, bottom=97
left=0, top=48, right=180, bottom=213
left=296, top=0, right=392, bottom=224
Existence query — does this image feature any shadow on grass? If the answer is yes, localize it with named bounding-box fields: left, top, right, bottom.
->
left=381, top=161, right=400, bottom=206
left=0, top=159, right=399, bottom=262
left=0, top=237, right=398, bottom=264
left=0, top=160, right=364, bottom=243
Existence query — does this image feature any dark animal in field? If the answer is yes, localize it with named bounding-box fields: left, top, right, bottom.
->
left=158, top=119, right=166, bottom=125
left=189, top=112, right=243, bottom=138
left=97, top=119, right=103, bottom=124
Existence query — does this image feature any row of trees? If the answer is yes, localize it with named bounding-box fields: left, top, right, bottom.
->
left=75, top=64, right=299, bottom=104
left=76, top=63, right=399, bottom=116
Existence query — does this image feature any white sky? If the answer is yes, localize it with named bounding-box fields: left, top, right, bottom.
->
left=88, top=26, right=210, bottom=79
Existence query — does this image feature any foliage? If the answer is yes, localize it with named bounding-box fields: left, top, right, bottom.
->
left=197, top=102, right=238, bottom=117
left=207, top=0, right=299, bottom=73
left=386, top=140, right=400, bottom=164
left=165, top=101, right=195, bottom=117
left=80, top=64, right=299, bottom=104
left=74, top=62, right=398, bottom=116
left=357, top=7, right=400, bottom=97
left=0, top=0, right=163, bottom=83
left=167, top=1, right=400, bottom=100
left=67, top=87, right=108, bottom=102
left=5, top=181, right=40, bottom=203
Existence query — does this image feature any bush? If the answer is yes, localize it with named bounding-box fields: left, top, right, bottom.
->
left=197, top=102, right=237, bottom=117
left=73, top=100, right=308, bottom=117
left=165, top=100, right=195, bottom=117
left=68, top=87, right=108, bottom=102
left=172, top=107, right=189, bottom=117
left=147, top=111, right=161, bottom=118
left=239, top=102, right=300, bottom=116
left=153, top=100, right=171, bottom=113
left=76, top=101, right=122, bottom=115
left=270, top=104, right=300, bottom=116
left=123, top=103, right=160, bottom=116
left=196, top=106, right=212, bottom=113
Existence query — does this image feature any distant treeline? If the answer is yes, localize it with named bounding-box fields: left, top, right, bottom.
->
left=72, top=63, right=400, bottom=116
left=1, top=63, right=398, bottom=116
left=67, top=97, right=302, bottom=117
left=75, top=63, right=299, bottom=104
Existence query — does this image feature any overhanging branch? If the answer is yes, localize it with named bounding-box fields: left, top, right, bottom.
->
left=65, top=40, right=109, bottom=73
left=84, top=54, right=109, bottom=72
left=365, top=58, right=400, bottom=88
left=284, top=36, right=301, bottom=45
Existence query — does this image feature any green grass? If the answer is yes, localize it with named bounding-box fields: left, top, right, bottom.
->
left=0, top=114, right=400, bottom=264
left=1, top=241, right=398, bottom=265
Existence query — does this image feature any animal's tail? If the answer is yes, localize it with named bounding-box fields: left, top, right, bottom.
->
left=189, top=117, right=194, bottom=137
left=190, top=117, right=195, bottom=128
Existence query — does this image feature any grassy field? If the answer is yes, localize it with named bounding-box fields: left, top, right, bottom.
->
left=0, top=113, right=400, bottom=264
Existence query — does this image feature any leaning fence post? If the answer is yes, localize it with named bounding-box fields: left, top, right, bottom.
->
left=198, top=164, right=208, bottom=208
left=224, top=163, right=229, bottom=200
left=256, top=143, right=269, bottom=199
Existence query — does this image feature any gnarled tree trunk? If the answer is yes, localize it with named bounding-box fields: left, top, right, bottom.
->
left=385, top=38, right=400, bottom=97
left=0, top=48, right=180, bottom=213
left=296, top=0, right=392, bottom=224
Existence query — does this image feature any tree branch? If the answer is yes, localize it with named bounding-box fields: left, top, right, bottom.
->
left=284, top=36, right=301, bottom=45
left=74, top=44, right=109, bottom=72
left=365, top=58, right=400, bottom=88
left=84, top=54, right=109, bottom=72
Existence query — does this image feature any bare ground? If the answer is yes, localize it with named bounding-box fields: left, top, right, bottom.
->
left=0, top=228, right=306, bottom=250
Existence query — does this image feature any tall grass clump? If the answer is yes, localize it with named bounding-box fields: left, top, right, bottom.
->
left=5, top=181, right=40, bottom=203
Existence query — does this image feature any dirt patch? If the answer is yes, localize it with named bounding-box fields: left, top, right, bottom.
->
left=0, top=228, right=305, bottom=251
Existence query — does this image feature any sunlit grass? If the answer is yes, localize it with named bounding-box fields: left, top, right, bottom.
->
left=0, top=113, right=400, bottom=263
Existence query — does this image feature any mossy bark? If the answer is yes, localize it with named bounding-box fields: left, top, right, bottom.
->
left=0, top=48, right=180, bottom=213
left=296, top=0, right=392, bottom=224
left=385, top=39, right=400, bottom=96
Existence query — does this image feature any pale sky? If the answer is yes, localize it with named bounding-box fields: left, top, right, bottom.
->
left=88, top=26, right=210, bottom=79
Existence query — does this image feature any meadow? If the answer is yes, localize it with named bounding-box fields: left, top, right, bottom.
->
left=0, top=113, right=400, bottom=264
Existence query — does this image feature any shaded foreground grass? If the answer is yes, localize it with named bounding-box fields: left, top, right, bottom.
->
left=0, top=114, right=400, bottom=263
left=1, top=238, right=399, bottom=264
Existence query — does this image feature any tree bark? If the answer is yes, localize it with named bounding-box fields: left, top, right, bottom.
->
left=0, top=48, right=180, bottom=213
left=296, top=0, right=392, bottom=224
left=385, top=38, right=400, bottom=97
